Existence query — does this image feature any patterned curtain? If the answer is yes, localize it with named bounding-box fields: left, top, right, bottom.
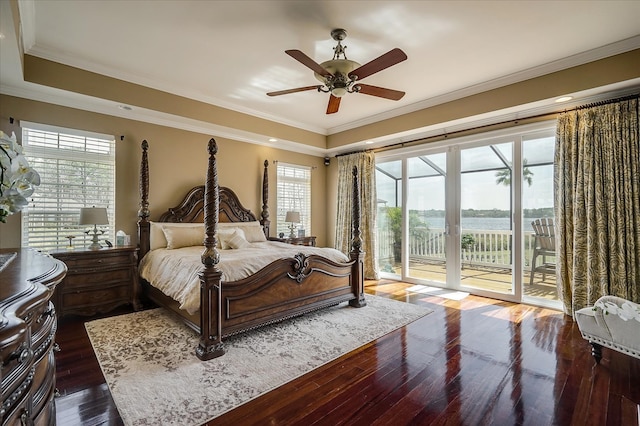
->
left=336, top=152, right=379, bottom=279
left=555, top=96, right=640, bottom=316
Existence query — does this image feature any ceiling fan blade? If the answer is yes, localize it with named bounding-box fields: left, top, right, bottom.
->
left=356, top=83, right=405, bottom=101
left=285, top=50, right=333, bottom=78
left=348, top=48, right=407, bottom=81
left=326, top=95, right=341, bottom=114
left=267, top=85, right=322, bottom=97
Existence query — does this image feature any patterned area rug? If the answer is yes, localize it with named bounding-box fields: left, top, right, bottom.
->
left=85, top=295, right=432, bottom=425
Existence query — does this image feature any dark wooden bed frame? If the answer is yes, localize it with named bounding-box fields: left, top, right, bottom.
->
left=137, top=138, right=366, bottom=360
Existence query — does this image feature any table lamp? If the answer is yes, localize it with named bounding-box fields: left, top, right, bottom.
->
left=79, top=207, right=109, bottom=250
left=285, top=211, right=300, bottom=238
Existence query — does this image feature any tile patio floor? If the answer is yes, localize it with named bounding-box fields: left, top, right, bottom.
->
left=385, top=259, right=559, bottom=302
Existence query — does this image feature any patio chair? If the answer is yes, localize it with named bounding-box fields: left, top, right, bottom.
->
left=529, top=218, right=556, bottom=286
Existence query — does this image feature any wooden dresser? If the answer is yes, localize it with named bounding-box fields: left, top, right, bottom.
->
left=51, top=246, right=141, bottom=318
left=0, top=248, right=67, bottom=425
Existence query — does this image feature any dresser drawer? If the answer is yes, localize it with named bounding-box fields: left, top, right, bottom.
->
left=62, top=267, right=132, bottom=289
left=31, top=350, right=56, bottom=420
left=33, top=399, right=56, bottom=426
left=1, top=387, right=31, bottom=426
left=1, top=328, right=32, bottom=401
left=29, top=302, right=56, bottom=353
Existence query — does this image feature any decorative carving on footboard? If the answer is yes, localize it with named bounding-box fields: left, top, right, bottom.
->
left=287, top=253, right=312, bottom=283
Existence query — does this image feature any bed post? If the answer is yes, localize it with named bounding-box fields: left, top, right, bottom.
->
left=261, top=159, right=270, bottom=237
left=349, top=165, right=366, bottom=308
left=138, top=140, right=150, bottom=260
left=196, top=138, right=225, bottom=360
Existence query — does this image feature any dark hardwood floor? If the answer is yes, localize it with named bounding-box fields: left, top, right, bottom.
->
left=54, top=280, right=640, bottom=425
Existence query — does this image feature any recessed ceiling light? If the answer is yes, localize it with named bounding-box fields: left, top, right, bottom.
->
left=268, top=138, right=278, bottom=143
left=118, top=104, right=133, bottom=111
left=364, top=140, right=374, bottom=145
left=555, top=96, right=573, bottom=103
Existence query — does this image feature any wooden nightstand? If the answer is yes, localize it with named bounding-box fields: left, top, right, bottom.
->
left=51, top=246, right=141, bottom=318
left=269, top=236, right=316, bottom=246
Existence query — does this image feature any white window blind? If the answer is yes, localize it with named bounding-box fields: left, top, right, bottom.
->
left=276, top=163, right=311, bottom=238
left=20, top=122, right=116, bottom=252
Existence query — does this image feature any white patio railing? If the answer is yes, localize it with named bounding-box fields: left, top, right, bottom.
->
left=377, top=228, right=540, bottom=269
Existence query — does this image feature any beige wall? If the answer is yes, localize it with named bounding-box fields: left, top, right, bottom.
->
left=0, top=95, right=329, bottom=249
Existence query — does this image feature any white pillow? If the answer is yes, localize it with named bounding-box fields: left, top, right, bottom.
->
left=150, top=222, right=204, bottom=250
left=162, top=224, right=205, bottom=249
left=226, top=229, right=251, bottom=249
left=218, top=228, right=246, bottom=249
left=218, top=221, right=266, bottom=242
left=241, top=224, right=267, bottom=242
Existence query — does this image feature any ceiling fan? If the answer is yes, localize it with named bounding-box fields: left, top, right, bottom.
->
left=267, top=28, right=407, bottom=114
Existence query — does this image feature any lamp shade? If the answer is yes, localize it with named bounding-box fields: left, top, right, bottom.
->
left=285, top=211, right=300, bottom=223
left=79, top=207, right=109, bottom=225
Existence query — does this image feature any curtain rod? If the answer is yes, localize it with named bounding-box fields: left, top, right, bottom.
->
left=367, top=92, right=639, bottom=155
left=335, top=149, right=371, bottom=158
left=371, top=111, right=557, bottom=154
left=571, top=93, right=639, bottom=111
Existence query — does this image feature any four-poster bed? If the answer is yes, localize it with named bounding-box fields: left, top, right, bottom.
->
left=137, top=139, right=366, bottom=360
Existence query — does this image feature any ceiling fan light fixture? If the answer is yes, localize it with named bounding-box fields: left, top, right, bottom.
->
left=331, top=87, right=348, bottom=98
left=269, top=29, right=407, bottom=114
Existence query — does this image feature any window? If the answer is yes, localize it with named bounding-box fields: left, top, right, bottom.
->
left=276, top=163, right=311, bottom=238
left=21, top=122, right=116, bottom=252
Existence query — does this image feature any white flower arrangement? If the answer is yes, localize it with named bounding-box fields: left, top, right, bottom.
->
left=0, top=131, right=41, bottom=223
left=594, top=299, right=640, bottom=322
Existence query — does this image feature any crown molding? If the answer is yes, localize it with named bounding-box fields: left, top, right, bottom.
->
left=16, top=0, right=35, bottom=50
left=24, top=46, right=329, bottom=136
left=0, top=82, right=328, bottom=157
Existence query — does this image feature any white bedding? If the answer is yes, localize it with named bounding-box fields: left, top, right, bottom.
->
left=139, top=241, right=350, bottom=314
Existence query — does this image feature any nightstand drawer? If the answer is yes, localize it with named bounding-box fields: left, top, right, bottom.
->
left=60, top=253, right=131, bottom=270
left=62, top=285, right=130, bottom=307
left=63, top=267, right=131, bottom=289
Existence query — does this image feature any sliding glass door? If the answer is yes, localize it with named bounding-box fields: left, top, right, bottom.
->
left=459, top=142, right=514, bottom=295
left=522, top=132, right=558, bottom=305
left=375, top=123, right=560, bottom=308
left=406, top=152, right=448, bottom=285
left=376, top=160, right=402, bottom=276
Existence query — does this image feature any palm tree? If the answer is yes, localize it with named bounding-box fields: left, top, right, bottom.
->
left=495, top=159, right=534, bottom=186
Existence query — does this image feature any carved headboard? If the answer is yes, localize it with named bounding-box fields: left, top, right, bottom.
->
left=158, top=186, right=259, bottom=224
